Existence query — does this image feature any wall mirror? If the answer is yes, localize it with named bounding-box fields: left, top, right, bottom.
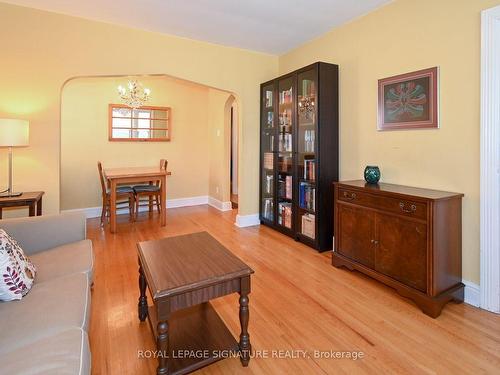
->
left=109, top=104, right=171, bottom=141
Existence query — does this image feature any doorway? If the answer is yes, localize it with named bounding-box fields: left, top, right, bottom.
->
left=230, top=103, right=239, bottom=209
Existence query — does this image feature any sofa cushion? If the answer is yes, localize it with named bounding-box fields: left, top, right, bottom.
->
left=0, top=229, right=37, bottom=301
left=30, top=239, right=94, bottom=284
left=0, top=328, right=90, bottom=375
left=0, top=272, right=90, bottom=354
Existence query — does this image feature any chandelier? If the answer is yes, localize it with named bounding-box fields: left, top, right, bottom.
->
left=117, top=80, right=151, bottom=109
left=298, top=96, right=315, bottom=120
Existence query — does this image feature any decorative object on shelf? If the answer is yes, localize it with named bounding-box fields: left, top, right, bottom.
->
left=378, top=67, right=438, bottom=130
left=0, top=119, right=29, bottom=197
left=117, top=80, right=151, bottom=109
left=364, top=166, right=381, bottom=184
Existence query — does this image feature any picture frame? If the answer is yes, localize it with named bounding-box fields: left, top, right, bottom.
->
left=378, top=66, right=439, bottom=130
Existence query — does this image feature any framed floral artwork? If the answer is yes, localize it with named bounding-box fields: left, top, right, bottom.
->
left=378, top=67, right=439, bottom=130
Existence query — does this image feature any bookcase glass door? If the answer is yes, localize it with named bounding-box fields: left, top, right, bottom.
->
left=297, top=69, right=317, bottom=239
left=277, top=77, right=294, bottom=230
left=261, top=83, right=275, bottom=222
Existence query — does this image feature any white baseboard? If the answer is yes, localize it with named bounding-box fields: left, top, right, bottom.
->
left=208, top=197, right=233, bottom=212
left=62, top=195, right=209, bottom=219
left=166, top=196, right=208, bottom=209
left=464, top=280, right=480, bottom=307
left=235, top=213, right=260, bottom=228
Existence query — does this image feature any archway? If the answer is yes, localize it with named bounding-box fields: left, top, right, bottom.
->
left=59, top=73, right=242, bottom=218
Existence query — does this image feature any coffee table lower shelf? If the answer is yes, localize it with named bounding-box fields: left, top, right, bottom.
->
left=146, top=302, right=239, bottom=375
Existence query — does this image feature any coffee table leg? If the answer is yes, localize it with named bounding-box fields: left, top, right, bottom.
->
left=138, top=264, right=148, bottom=321
left=157, top=321, right=169, bottom=375
left=239, top=292, right=251, bottom=366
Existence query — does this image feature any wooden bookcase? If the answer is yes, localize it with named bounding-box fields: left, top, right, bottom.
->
left=259, top=62, right=339, bottom=251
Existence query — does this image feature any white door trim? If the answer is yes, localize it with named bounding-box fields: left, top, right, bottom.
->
left=480, top=5, right=500, bottom=313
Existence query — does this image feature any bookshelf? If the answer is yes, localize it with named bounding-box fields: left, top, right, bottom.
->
left=259, top=62, right=339, bottom=251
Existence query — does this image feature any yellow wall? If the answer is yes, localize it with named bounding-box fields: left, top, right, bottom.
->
left=279, top=0, right=500, bottom=284
left=1, top=0, right=494, bottom=283
left=0, top=2, right=278, bottom=217
left=61, top=76, right=215, bottom=210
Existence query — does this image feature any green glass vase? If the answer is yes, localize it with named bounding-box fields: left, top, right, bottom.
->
left=364, top=166, right=380, bottom=184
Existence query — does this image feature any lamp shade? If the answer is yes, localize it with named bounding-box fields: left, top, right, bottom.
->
left=0, top=119, right=29, bottom=147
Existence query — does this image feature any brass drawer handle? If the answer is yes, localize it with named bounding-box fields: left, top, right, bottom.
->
left=399, top=202, right=417, bottom=213
left=342, top=191, right=357, bottom=201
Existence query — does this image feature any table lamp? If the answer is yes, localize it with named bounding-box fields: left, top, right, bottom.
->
left=0, top=119, right=29, bottom=197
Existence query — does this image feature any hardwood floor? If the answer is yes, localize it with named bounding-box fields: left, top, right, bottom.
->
left=88, top=205, right=500, bottom=374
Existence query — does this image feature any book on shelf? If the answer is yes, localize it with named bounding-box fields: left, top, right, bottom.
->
left=265, top=175, right=273, bottom=194
left=285, top=175, right=292, bottom=199
left=304, top=158, right=315, bottom=181
left=263, top=152, right=274, bottom=170
left=267, top=112, right=274, bottom=127
left=279, top=155, right=292, bottom=172
left=299, top=182, right=315, bottom=211
left=301, top=213, right=315, bottom=239
left=278, top=178, right=285, bottom=197
left=279, top=87, right=293, bottom=104
left=265, top=91, right=273, bottom=108
left=304, top=129, right=315, bottom=152
left=278, top=202, right=292, bottom=228
left=279, top=133, right=292, bottom=152
left=301, top=79, right=316, bottom=97
left=278, top=175, right=292, bottom=199
left=279, top=109, right=292, bottom=131
left=263, top=198, right=273, bottom=220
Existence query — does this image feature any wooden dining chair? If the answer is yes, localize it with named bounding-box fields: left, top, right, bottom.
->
left=98, top=161, right=136, bottom=225
left=133, top=159, right=168, bottom=217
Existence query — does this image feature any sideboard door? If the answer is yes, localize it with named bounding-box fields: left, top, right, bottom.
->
left=375, top=213, right=427, bottom=292
left=337, top=205, right=375, bottom=268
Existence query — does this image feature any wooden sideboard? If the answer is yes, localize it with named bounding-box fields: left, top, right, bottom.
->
left=332, top=180, right=464, bottom=318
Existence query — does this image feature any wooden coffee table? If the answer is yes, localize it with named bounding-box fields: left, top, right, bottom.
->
left=137, top=231, right=254, bottom=375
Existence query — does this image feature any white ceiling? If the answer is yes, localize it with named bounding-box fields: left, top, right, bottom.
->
left=2, top=0, right=391, bottom=54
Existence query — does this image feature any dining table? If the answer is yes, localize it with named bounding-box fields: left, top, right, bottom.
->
left=104, top=166, right=171, bottom=233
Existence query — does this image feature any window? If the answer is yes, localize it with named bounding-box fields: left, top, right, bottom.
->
left=108, top=104, right=171, bottom=141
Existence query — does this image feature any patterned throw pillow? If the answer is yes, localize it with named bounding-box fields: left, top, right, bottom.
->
left=0, top=229, right=37, bottom=301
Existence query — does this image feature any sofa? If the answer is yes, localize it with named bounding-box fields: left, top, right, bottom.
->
left=0, top=212, right=93, bottom=374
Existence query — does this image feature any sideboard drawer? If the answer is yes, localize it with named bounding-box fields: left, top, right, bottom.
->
left=392, top=199, right=427, bottom=220
left=338, top=188, right=373, bottom=206
left=338, top=188, right=427, bottom=220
